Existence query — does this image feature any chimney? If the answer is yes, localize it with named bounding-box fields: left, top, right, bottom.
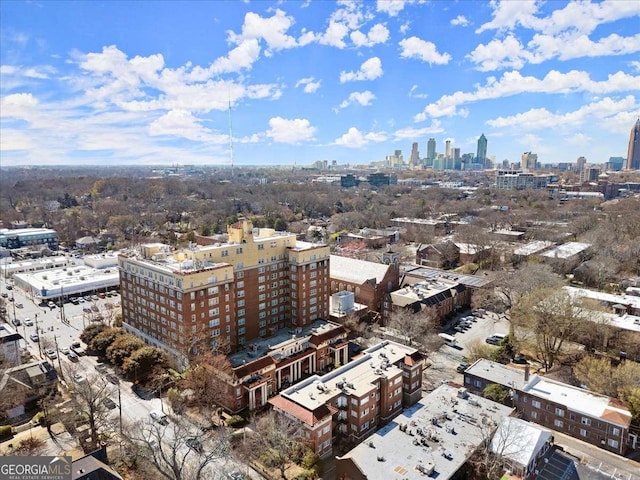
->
left=524, top=365, right=530, bottom=382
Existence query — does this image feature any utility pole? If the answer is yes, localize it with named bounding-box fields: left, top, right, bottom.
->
left=53, top=334, right=65, bottom=381
left=117, top=379, right=122, bottom=435
left=35, top=313, right=42, bottom=357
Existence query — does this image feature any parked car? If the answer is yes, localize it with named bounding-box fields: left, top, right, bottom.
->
left=12, top=318, right=21, bottom=326
left=512, top=355, right=529, bottom=365
left=1, top=292, right=7, bottom=298
left=72, top=373, right=85, bottom=383
left=485, top=333, right=507, bottom=346
left=95, top=364, right=108, bottom=373
left=101, top=397, right=117, bottom=410
left=59, top=346, right=70, bottom=355
left=105, top=373, right=119, bottom=385
left=15, top=302, right=23, bottom=308
left=150, top=410, right=168, bottom=425
left=6, top=285, right=12, bottom=290
left=30, top=333, right=39, bottom=342
left=47, top=301, right=57, bottom=308
left=67, top=352, right=79, bottom=362
left=45, top=348, right=57, bottom=360
left=24, top=318, right=33, bottom=326
left=456, top=362, right=470, bottom=373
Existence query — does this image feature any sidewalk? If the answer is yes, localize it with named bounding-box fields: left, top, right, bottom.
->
left=553, top=430, right=640, bottom=480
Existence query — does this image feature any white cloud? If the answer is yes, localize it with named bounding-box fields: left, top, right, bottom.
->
left=467, top=35, right=529, bottom=71
left=393, top=120, right=444, bottom=139
left=476, top=0, right=541, bottom=33
left=209, top=38, right=262, bottom=74
left=399, top=22, right=410, bottom=34
left=631, top=60, right=640, bottom=72
left=295, top=77, right=321, bottom=93
left=408, top=85, right=428, bottom=99
left=565, top=133, right=591, bottom=146
left=340, top=57, right=383, bottom=82
left=450, top=15, right=470, bottom=27
left=350, top=23, right=390, bottom=47
left=266, top=117, right=316, bottom=144
left=535, top=32, right=640, bottom=61
left=338, top=90, right=376, bottom=109
left=519, top=133, right=543, bottom=148
left=415, top=70, right=640, bottom=120
left=470, top=32, right=640, bottom=71
left=149, top=109, right=227, bottom=142
left=227, top=9, right=298, bottom=54
left=486, top=96, right=637, bottom=130
left=399, top=37, right=451, bottom=65
left=376, top=0, right=407, bottom=17
left=335, top=127, right=387, bottom=148
left=1, top=93, right=39, bottom=119
left=471, top=1, right=640, bottom=70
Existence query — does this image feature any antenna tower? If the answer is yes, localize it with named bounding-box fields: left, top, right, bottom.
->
left=228, top=94, right=234, bottom=177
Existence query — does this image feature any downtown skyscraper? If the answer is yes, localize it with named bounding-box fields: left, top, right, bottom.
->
left=476, top=134, right=487, bottom=165
left=627, top=118, right=640, bottom=170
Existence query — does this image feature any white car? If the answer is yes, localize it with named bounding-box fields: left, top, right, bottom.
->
left=24, top=318, right=33, bottom=326
left=59, top=346, right=70, bottom=355
left=45, top=348, right=57, bottom=360
left=150, top=410, right=168, bottom=425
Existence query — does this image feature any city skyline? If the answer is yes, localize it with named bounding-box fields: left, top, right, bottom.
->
left=1, top=1, right=639, bottom=167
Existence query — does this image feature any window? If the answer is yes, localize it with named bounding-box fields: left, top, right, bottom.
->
left=607, top=439, right=619, bottom=449
left=581, top=417, right=591, bottom=426
left=611, top=427, right=621, bottom=436
left=236, top=247, right=243, bottom=254
left=532, top=400, right=541, bottom=409
left=258, top=244, right=264, bottom=250
left=531, top=411, right=538, bottom=420
left=580, top=429, right=588, bottom=438
left=554, top=419, right=564, bottom=428
left=555, top=408, right=564, bottom=417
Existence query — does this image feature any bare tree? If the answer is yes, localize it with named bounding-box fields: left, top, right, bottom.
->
left=181, top=352, right=235, bottom=418
left=124, top=416, right=231, bottom=480
left=387, top=306, right=441, bottom=352
left=240, top=411, right=308, bottom=479
left=511, top=288, right=589, bottom=371
left=65, top=365, right=116, bottom=450
left=472, top=263, right=563, bottom=337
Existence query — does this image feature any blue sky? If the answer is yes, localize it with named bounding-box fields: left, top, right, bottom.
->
left=1, top=0, right=639, bottom=167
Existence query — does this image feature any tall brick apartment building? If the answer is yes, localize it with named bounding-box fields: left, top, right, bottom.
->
left=118, top=220, right=330, bottom=365
left=269, top=340, right=424, bottom=458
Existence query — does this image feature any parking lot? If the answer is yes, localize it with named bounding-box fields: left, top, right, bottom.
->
left=423, top=310, right=510, bottom=390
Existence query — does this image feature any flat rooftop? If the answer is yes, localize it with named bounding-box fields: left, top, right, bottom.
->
left=523, top=377, right=632, bottom=427
left=228, top=320, right=342, bottom=368
left=338, top=383, right=514, bottom=480
left=14, top=265, right=119, bottom=298
left=330, top=255, right=391, bottom=285
left=540, top=242, right=591, bottom=259
left=493, top=229, right=525, bottom=237
left=513, top=241, right=555, bottom=256
left=565, top=286, right=640, bottom=311
left=280, top=340, right=419, bottom=412
left=390, top=280, right=455, bottom=307
left=401, top=265, right=491, bottom=289
left=465, top=359, right=529, bottom=391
